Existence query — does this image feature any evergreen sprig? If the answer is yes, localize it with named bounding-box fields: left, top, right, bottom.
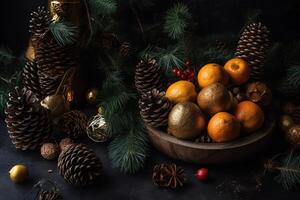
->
left=164, top=3, right=191, bottom=40
left=89, top=0, right=117, bottom=16
left=0, top=47, right=15, bottom=66
left=49, top=21, right=79, bottom=46
left=277, top=65, right=300, bottom=97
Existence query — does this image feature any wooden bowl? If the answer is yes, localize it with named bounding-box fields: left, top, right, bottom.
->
left=147, top=114, right=275, bottom=164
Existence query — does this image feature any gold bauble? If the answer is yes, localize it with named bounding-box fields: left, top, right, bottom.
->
left=285, top=125, right=300, bottom=149
left=86, top=88, right=99, bottom=104
left=25, top=40, right=35, bottom=61
left=280, top=115, right=294, bottom=132
left=9, top=164, right=28, bottom=183
left=87, top=113, right=109, bottom=142
left=41, top=95, right=70, bottom=119
left=168, top=102, right=206, bottom=139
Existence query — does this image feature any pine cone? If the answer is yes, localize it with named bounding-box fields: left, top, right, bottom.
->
left=152, top=163, right=186, bottom=189
left=58, top=143, right=102, bottom=186
left=58, top=110, right=88, bottom=139
left=291, top=107, right=300, bottom=124
left=120, top=42, right=135, bottom=57
left=39, top=191, right=62, bottom=200
left=235, top=22, right=270, bottom=81
left=29, top=6, right=51, bottom=48
left=5, top=87, right=52, bottom=150
left=135, top=58, right=165, bottom=94
left=139, top=89, right=172, bottom=128
left=22, top=59, right=41, bottom=98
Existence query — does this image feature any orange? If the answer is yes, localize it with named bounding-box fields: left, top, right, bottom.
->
left=197, top=63, right=228, bottom=88
left=224, top=58, right=250, bottom=85
left=207, top=112, right=240, bottom=142
left=166, top=80, right=197, bottom=103
left=234, top=101, right=265, bottom=133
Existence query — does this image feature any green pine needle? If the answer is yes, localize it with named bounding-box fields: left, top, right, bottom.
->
left=277, top=65, right=300, bottom=97
left=49, top=21, right=79, bottom=46
left=0, top=89, right=8, bottom=118
left=0, top=47, right=15, bottom=66
left=164, top=3, right=191, bottom=40
left=275, top=151, right=300, bottom=190
left=108, top=121, right=148, bottom=173
left=89, top=0, right=117, bottom=16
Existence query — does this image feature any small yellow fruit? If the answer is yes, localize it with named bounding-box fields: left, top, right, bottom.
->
left=9, top=164, right=28, bottom=183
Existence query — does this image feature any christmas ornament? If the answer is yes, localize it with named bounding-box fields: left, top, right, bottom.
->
left=87, top=113, right=109, bottom=143
left=285, top=125, right=300, bottom=149
left=152, top=163, right=186, bottom=189
left=235, top=22, right=270, bottom=80
left=246, top=82, right=272, bottom=106
left=9, top=164, right=28, bottom=183
left=208, top=112, right=240, bottom=142
left=197, top=63, right=228, bottom=88
left=168, top=102, right=206, bottom=139
left=195, top=168, right=209, bottom=181
left=279, top=115, right=294, bottom=132
left=59, top=138, right=74, bottom=152
left=22, top=59, right=41, bottom=98
left=135, top=58, right=165, bottom=94
left=58, top=143, right=102, bottom=186
left=5, top=87, right=52, bottom=150
left=86, top=88, right=99, bottom=104
left=235, top=101, right=265, bottom=133
left=224, top=58, right=250, bottom=85
left=58, top=110, right=88, bottom=139
left=139, top=88, right=172, bottom=128
left=41, top=143, right=60, bottom=160
left=48, top=0, right=92, bottom=45
left=165, top=80, right=197, bottom=103
left=197, top=83, right=233, bottom=116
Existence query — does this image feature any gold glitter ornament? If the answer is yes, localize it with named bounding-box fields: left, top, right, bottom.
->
left=87, top=113, right=109, bottom=143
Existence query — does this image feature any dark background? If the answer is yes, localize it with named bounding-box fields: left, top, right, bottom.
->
left=0, top=0, right=300, bottom=199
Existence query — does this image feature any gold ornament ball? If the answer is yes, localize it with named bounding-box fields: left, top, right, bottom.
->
left=286, top=125, right=300, bottom=149
left=9, top=164, right=28, bottom=183
left=280, top=115, right=294, bottom=132
left=86, top=88, right=99, bottom=104
left=168, top=102, right=206, bottom=139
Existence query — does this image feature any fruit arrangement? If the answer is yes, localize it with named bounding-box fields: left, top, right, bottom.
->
left=141, top=57, right=272, bottom=144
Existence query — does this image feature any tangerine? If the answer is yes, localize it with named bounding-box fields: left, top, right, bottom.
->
left=166, top=80, right=197, bottom=103
left=224, top=58, right=250, bottom=85
left=197, top=63, right=228, bottom=88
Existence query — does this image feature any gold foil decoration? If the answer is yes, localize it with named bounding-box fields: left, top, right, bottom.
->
left=25, top=40, right=35, bottom=61
left=48, top=0, right=92, bottom=45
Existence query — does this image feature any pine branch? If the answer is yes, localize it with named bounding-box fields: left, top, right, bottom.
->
left=108, top=120, right=148, bottom=173
left=164, top=3, right=191, bottom=40
left=49, top=21, right=79, bottom=46
left=277, top=65, right=300, bottom=97
left=0, top=47, right=15, bottom=66
left=89, top=0, right=117, bottom=16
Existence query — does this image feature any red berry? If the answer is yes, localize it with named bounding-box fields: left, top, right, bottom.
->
left=188, top=72, right=195, bottom=78
left=172, top=67, right=178, bottom=74
left=195, top=168, right=209, bottom=181
left=188, top=78, right=194, bottom=82
left=180, top=74, right=187, bottom=80
left=185, top=59, right=192, bottom=67
left=176, top=70, right=182, bottom=77
left=185, top=68, right=193, bottom=74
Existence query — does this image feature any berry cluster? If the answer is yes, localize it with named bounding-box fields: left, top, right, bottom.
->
left=172, top=60, right=195, bottom=82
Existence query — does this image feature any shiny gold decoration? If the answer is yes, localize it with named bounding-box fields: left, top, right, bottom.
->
left=86, top=88, right=99, bottom=104
left=25, top=40, right=35, bottom=61
left=66, top=87, right=74, bottom=102
left=41, top=68, right=75, bottom=119
left=9, top=164, right=28, bottom=183
left=280, top=115, right=294, bottom=132
left=168, top=102, right=206, bottom=139
left=285, top=125, right=300, bottom=149
left=48, top=0, right=92, bottom=45
left=98, top=106, right=104, bottom=114
left=87, top=113, right=109, bottom=142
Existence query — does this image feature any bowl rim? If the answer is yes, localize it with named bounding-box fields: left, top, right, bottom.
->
left=147, top=113, right=275, bottom=150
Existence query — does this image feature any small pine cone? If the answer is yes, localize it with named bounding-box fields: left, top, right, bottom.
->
left=235, top=22, right=270, bottom=81
left=58, top=143, right=102, bottom=186
left=58, top=110, right=88, bottom=139
left=59, top=138, right=74, bottom=152
left=22, top=59, right=42, bottom=99
left=38, top=191, right=62, bottom=200
left=29, top=6, right=51, bottom=47
left=120, top=42, right=135, bottom=57
left=5, top=87, right=52, bottom=150
left=139, top=89, right=172, bottom=128
left=291, top=107, right=300, bottom=124
left=41, top=143, right=60, bottom=160
left=152, top=163, right=186, bottom=189
left=135, top=58, right=165, bottom=94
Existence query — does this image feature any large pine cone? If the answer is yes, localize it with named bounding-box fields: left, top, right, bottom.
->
left=235, top=22, right=270, bottom=81
left=58, top=110, right=88, bottom=139
left=22, top=59, right=41, bottom=99
left=5, top=87, right=52, bottom=150
left=139, top=89, right=172, bottom=128
left=135, top=58, right=165, bottom=94
left=58, top=144, right=102, bottom=186
left=38, top=191, right=62, bottom=200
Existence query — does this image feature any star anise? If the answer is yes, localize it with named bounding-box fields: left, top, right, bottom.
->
left=152, top=163, right=186, bottom=189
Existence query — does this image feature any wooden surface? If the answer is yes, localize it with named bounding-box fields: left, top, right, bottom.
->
left=147, top=114, right=275, bottom=164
